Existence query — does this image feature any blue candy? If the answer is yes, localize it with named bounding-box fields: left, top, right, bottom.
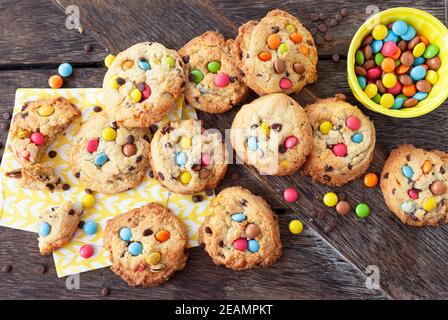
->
left=39, top=222, right=51, bottom=237
left=357, top=76, right=367, bottom=90
left=119, top=227, right=132, bottom=241
left=371, top=40, right=383, bottom=54
left=231, top=213, right=247, bottom=222
left=351, top=133, right=364, bottom=144
left=384, top=30, right=398, bottom=43
left=413, top=57, right=425, bottom=66
left=401, top=201, right=415, bottom=214
left=392, top=96, right=406, bottom=109
left=401, top=26, right=416, bottom=41
left=247, top=136, right=258, bottom=151
left=58, top=63, right=73, bottom=77
left=410, top=65, right=427, bottom=81
left=94, top=152, right=109, bottom=166
left=402, top=165, right=414, bottom=179
left=413, top=92, right=428, bottom=101
left=128, top=242, right=143, bottom=256
left=83, top=221, right=97, bottom=235
left=138, top=59, right=151, bottom=71
left=248, top=239, right=260, bottom=253
left=175, top=152, right=187, bottom=167
left=392, top=20, right=408, bottom=36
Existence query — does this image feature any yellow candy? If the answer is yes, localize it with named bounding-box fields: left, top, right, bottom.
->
left=364, top=83, right=378, bottom=99
left=102, top=127, right=117, bottom=141
left=130, top=88, right=142, bottom=102
left=179, top=171, right=192, bottom=185
left=280, top=159, right=289, bottom=169
left=423, top=197, right=437, bottom=211
left=17, top=128, right=31, bottom=139
left=109, top=76, right=121, bottom=89
left=319, top=121, right=333, bottom=135
left=260, top=121, right=270, bottom=136
left=37, top=105, right=55, bottom=117
left=426, top=70, right=438, bottom=85
left=179, top=136, right=191, bottom=149
left=145, top=252, right=161, bottom=265
left=413, top=42, right=426, bottom=58
left=380, top=93, right=395, bottom=109
left=278, top=43, right=288, bottom=55
left=164, top=56, right=175, bottom=68
left=82, top=193, right=95, bottom=208
left=372, top=24, right=388, bottom=40
left=104, top=54, right=116, bottom=68
left=285, top=24, right=296, bottom=33
left=382, top=73, right=397, bottom=88
left=289, top=220, right=303, bottom=235
left=323, top=192, right=338, bottom=207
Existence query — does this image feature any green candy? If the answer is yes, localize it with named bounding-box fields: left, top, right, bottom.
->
left=355, top=203, right=370, bottom=218
left=395, top=59, right=401, bottom=67
left=207, top=61, right=221, bottom=73
left=374, top=53, right=384, bottom=66
left=423, top=44, right=439, bottom=59
left=355, top=50, right=365, bottom=66
left=372, top=93, right=381, bottom=104
left=278, top=43, right=288, bottom=55
left=190, top=69, right=204, bottom=84
left=164, top=56, right=175, bottom=68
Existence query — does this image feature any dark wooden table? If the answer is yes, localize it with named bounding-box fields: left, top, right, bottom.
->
left=0, top=0, right=447, bottom=300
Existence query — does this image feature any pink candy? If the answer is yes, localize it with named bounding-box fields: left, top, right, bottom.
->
left=279, top=77, right=292, bottom=90
left=30, top=132, right=45, bottom=146
left=388, top=81, right=402, bottom=95
left=87, top=138, right=99, bottom=153
left=381, top=41, right=398, bottom=57
left=233, top=238, right=248, bottom=251
left=346, top=116, right=361, bottom=131
left=284, top=135, right=298, bottom=149
left=366, top=67, right=382, bottom=80
left=408, top=189, right=419, bottom=200
left=142, top=83, right=151, bottom=100
left=79, top=244, right=94, bottom=258
left=333, top=143, right=347, bottom=157
left=201, top=153, right=211, bottom=166
left=214, top=72, right=229, bottom=88
left=283, top=188, right=298, bottom=202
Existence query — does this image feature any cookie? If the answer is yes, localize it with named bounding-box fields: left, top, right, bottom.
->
left=231, top=93, right=313, bottom=175
left=9, top=97, right=81, bottom=165
left=235, top=9, right=318, bottom=96
left=301, top=94, right=376, bottom=186
left=37, top=201, right=82, bottom=255
left=5, top=164, right=63, bottom=192
left=179, top=31, right=249, bottom=113
left=150, top=119, right=227, bottom=194
left=103, top=203, right=188, bottom=287
left=102, top=42, right=186, bottom=127
left=69, top=112, right=151, bottom=194
left=380, top=144, right=448, bottom=227
left=199, top=187, right=282, bottom=270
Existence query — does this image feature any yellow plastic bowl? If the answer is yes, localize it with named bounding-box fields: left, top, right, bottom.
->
left=347, top=7, right=448, bottom=118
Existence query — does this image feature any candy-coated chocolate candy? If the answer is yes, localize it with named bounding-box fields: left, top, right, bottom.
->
left=401, top=26, right=416, bottom=41
left=247, top=239, right=260, bottom=253
left=179, top=171, right=192, bottom=185
left=364, top=83, right=378, bottom=98
left=412, top=42, right=426, bottom=57
left=346, top=115, right=361, bottom=131
left=374, top=52, right=384, bottom=66
left=387, top=81, right=402, bottom=95
left=372, top=24, right=388, bottom=40
left=412, top=57, right=425, bottom=67
left=231, top=213, right=247, bottom=222
left=333, top=143, right=347, bottom=157
left=141, top=83, right=151, bottom=100
left=245, top=223, right=260, bottom=238
left=392, top=94, right=406, bottom=109
left=214, top=72, right=229, bottom=87
left=285, top=24, right=296, bottom=33
left=400, top=51, right=414, bottom=66
left=122, top=143, right=137, bottom=157
left=17, top=128, right=31, bottom=139
left=87, top=138, right=99, bottom=153
left=395, top=64, right=410, bottom=75
left=128, top=242, right=143, bottom=256
left=48, top=75, right=63, bottom=89
left=260, top=121, right=270, bottom=136
left=122, top=60, right=134, bottom=70
left=289, top=220, right=303, bottom=235
left=174, top=152, right=187, bottom=167
left=401, top=201, right=415, bottom=214
left=425, top=70, right=438, bottom=85
left=30, top=132, right=45, bottom=146
left=402, top=165, right=414, bottom=179
left=357, top=76, right=367, bottom=90
left=94, top=152, right=109, bottom=166
left=284, top=135, right=298, bottom=149
left=138, top=59, right=151, bottom=71
left=426, top=57, right=441, bottom=71
left=410, top=65, right=427, bottom=81
left=323, top=192, right=338, bottom=207
left=403, top=98, right=418, bottom=108
left=247, top=136, right=258, bottom=151
left=381, top=41, right=398, bottom=57
left=381, top=57, right=395, bottom=73
left=336, top=201, right=351, bottom=215
left=83, top=221, right=97, bottom=235
left=207, top=61, right=221, bottom=73
left=293, top=62, right=305, bottom=74
left=267, top=34, right=281, bottom=49
left=130, top=88, right=142, bottom=103
left=355, top=66, right=367, bottom=76
left=119, top=227, right=132, bottom=241
left=164, top=56, right=175, bottom=68
left=371, top=40, right=383, bottom=54
left=201, top=153, right=211, bottom=166
left=380, top=93, right=395, bottom=109
left=423, top=44, right=439, bottom=59
left=102, top=127, right=117, bottom=141
left=290, top=32, right=302, bottom=44
left=402, top=84, right=416, bottom=97
left=355, top=50, right=365, bottom=65
left=283, top=187, right=298, bottom=202
left=366, top=67, right=381, bottom=80
left=146, top=252, right=161, bottom=265
left=372, top=93, right=381, bottom=104
left=351, top=133, right=363, bottom=143
left=392, top=20, right=408, bottom=36
left=190, top=69, right=204, bottom=84
left=155, top=230, right=170, bottom=242
left=39, top=222, right=51, bottom=237
left=422, top=197, right=437, bottom=211
left=413, top=92, right=428, bottom=101
left=384, top=30, right=398, bottom=43
left=355, top=203, right=370, bottom=218
left=233, top=238, right=248, bottom=251
left=79, top=244, right=94, bottom=258
left=278, top=43, right=288, bottom=55
left=382, top=73, right=398, bottom=88
left=363, top=60, right=376, bottom=70
left=38, top=105, right=55, bottom=117
left=58, top=63, right=73, bottom=77
left=279, top=77, right=292, bottom=90
left=408, top=189, right=419, bottom=200
left=319, top=121, right=333, bottom=135
left=407, top=36, right=420, bottom=50
left=364, top=172, right=378, bottom=187
left=104, top=54, right=115, bottom=68
left=430, top=181, right=447, bottom=196
left=179, top=136, right=191, bottom=149
left=258, top=51, right=271, bottom=61
left=82, top=193, right=95, bottom=208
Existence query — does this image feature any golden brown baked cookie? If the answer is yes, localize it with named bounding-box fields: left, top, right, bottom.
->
left=102, top=42, right=186, bottom=127
left=179, top=31, right=249, bottom=113
left=380, top=144, right=448, bottom=227
left=199, top=187, right=282, bottom=270
left=103, top=203, right=188, bottom=287
left=301, top=94, right=376, bottom=186
left=235, top=9, right=318, bottom=96
left=5, top=164, right=63, bottom=192
left=9, top=97, right=80, bottom=165
left=231, top=93, right=313, bottom=175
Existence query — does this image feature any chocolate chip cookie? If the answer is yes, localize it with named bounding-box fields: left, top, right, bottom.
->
left=199, top=187, right=282, bottom=270
left=380, top=144, right=448, bottom=227
left=5, top=164, right=63, bottom=192
left=231, top=93, right=313, bottom=175
left=235, top=9, right=318, bottom=96
left=301, top=94, right=376, bottom=186
left=103, top=203, right=188, bottom=287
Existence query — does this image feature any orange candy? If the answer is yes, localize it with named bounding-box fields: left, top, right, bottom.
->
left=402, top=84, right=416, bottom=97
left=381, top=58, right=396, bottom=73
left=122, top=60, right=134, bottom=70
left=289, top=32, right=303, bottom=44
left=422, top=160, right=433, bottom=174
left=155, top=230, right=170, bottom=243
left=419, top=36, right=429, bottom=45
left=48, top=75, right=63, bottom=89
left=395, top=65, right=410, bottom=75
left=390, top=47, right=401, bottom=60
left=300, top=45, right=310, bottom=56
left=267, top=34, right=281, bottom=49
left=258, top=51, right=271, bottom=61
left=364, top=173, right=379, bottom=188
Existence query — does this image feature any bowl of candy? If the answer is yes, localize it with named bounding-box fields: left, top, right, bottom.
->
left=347, top=7, right=448, bottom=118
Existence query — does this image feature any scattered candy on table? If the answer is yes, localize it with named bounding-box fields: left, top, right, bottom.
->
left=104, top=54, right=115, bottom=68
left=58, top=63, right=73, bottom=77
left=355, top=203, right=370, bottom=218
left=364, top=172, right=379, bottom=188
left=82, top=221, right=97, bottom=235
left=48, top=75, right=63, bottom=89
left=79, top=244, right=94, bottom=258
left=283, top=187, right=298, bottom=202
left=39, top=222, right=51, bottom=237
left=81, top=193, right=95, bottom=208
left=323, top=192, right=338, bottom=207
left=336, top=200, right=351, bottom=215
left=289, top=219, right=303, bottom=235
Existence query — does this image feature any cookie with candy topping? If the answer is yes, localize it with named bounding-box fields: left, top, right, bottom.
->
left=179, top=31, right=249, bottom=113
left=37, top=201, right=82, bottom=255
left=102, top=42, right=186, bottom=127
left=150, top=119, right=227, bottom=194
left=69, top=112, right=151, bottom=194
left=199, top=187, right=282, bottom=270
left=235, top=9, right=318, bottom=96
left=231, top=93, right=313, bottom=175
left=301, top=94, right=376, bottom=186
left=380, top=144, right=448, bottom=227
left=5, top=164, right=63, bottom=192
left=103, top=203, right=188, bottom=287
left=9, top=97, right=81, bottom=166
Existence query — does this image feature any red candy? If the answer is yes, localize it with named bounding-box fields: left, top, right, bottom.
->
left=279, top=77, right=292, bottom=90
left=30, top=132, right=45, bottom=146
left=408, top=189, right=419, bottom=200
left=79, top=244, right=94, bottom=258
left=233, top=238, right=248, bottom=251
left=381, top=41, right=398, bottom=57
left=142, top=83, right=151, bottom=100
left=87, top=138, right=99, bottom=153
left=284, top=136, right=298, bottom=149
left=366, top=67, right=382, bottom=80
left=388, top=81, right=402, bottom=95
left=333, top=143, right=347, bottom=157
left=346, top=116, right=361, bottom=131
left=214, top=72, right=229, bottom=87
left=283, top=188, right=298, bottom=202
left=201, top=153, right=211, bottom=166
